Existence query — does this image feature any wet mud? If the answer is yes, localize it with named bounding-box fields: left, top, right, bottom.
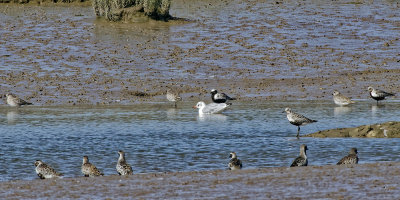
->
left=0, top=0, right=399, bottom=105
left=0, top=162, right=399, bottom=199
left=306, top=121, right=400, bottom=138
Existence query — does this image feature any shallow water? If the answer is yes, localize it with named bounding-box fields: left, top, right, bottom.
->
left=0, top=101, right=399, bottom=181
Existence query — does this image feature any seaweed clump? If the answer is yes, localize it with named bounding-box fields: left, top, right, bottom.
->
left=92, top=0, right=172, bottom=21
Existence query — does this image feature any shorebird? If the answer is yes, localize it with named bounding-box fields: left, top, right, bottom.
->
left=337, top=148, right=358, bottom=165
left=5, top=93, right=32, bottom=107
left=290, top=144, right=308, bottom=167
left=332, top=90, right=355, bottom=106
left=284, top=108, right=317, bottom=138
left=368, top=86, right=395, bottom=105
left=228, top=152, right=242, bottom=170
left=116, top=150, right=133, bottom=175
left=34, top=160, right=63, bottom=179
left=193, top=101, right=230, bottom=114
left=211, top=89, right=236, bottom=103
left=166, top=89, right=182, bottom=108
left=81, top=156, right=104, bottom=177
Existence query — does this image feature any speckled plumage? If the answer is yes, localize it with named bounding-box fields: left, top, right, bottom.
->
left=6, top=93, right=32, bottom=107
left=337, top=148, right=359, bottom=165
left=284, top=108, right=317, bottom=138
left=368, top=86, right=395, bottom=105
left=290, top=144, right=308, bottom=167
left=211, top=89, right=236, bottom=103
left=228, top=152, right=242, bottom=170
left=333, top=90, right=355, bottom=106
left=166, top=89, right=182, bottom=108
left=34, top=160, right=63, bottom=179
left=81, top=156, right=104, bottom=177
left=116, top=150, right=133, bottom=175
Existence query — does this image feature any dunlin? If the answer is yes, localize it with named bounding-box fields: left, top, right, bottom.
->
left=228, top=152, right=242, bottom=170
left=284, top=108, right=317, bottom=138
left=81, top=156, right=104, bottom=177
left=332, top=90, right=355, bottom=106
left=337, top=148, right=358, bottom=165
left=116, top=150, right=133, bottom=175
left=211, top=89, right=236, bottom=103
left=368, top=86, right=395, bottom=105
left=6, top=93, right=32, bottom=107
left=290, top=144, right=308, bottom=167
left=166, top=89, right=182, bottom=108
left=34, top=160, right=63, bottom=179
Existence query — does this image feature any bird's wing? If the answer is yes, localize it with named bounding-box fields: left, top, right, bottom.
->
left=375, top=89, right=395, bottom=97
left=290, top=156, right=305, bottom=167
left=202, top=103, right=228, bottom=114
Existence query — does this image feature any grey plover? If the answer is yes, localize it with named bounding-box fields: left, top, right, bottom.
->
left=332, top=90, right=355, bottom=106
left=34, top=160, right=63, bottom=179
left=337, top=148, right=358, bottom=165
left=81, top=156, right=104, bottom=177
left=193, top=101, right=230, bottom=114
left=228, top=152, right=242, bottom=170
left=284, top=108, right=317, bottom=138
left=290, top=144, right=308, bottom=167
left=5, top=93, right=32, bottom=107
left=116, top=150, right=133, bottom=175
left=211, top=89, right=236, bottom=103
left=368, top=86, right=395, bottom=105
left=166, top=89, right=182, bottom=108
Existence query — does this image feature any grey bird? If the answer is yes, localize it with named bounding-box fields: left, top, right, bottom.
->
left=368, top=86, right=395, bottom=105
left=34, top=160, right=63, bottom=179
left=284, top=108, right=317, bottom=138
left=337, top=148, right=359, bottom=165
left=228, top=152, right=242, bottom=170
left=211, top=89, right=236, bottom=103
left=333, top=90, right=355, bottom=106
left=6, top=93, right=32, bottom=107
left=81, top=156, right=104, bottom=177
left=290, top=144, right=308, bottom=167
left=116, top=150, right=133, bottom=175
left=166, top=89, right=182, bottom=108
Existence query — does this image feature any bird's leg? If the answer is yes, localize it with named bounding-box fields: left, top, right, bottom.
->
left=297, top=126, right=300, bottom=138
left=174, top=102, right=177, bottom=108
left=376, top=100, right=379, bottom=106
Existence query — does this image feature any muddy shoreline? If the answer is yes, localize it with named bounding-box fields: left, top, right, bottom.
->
left=1, top=1, right=399, bottom=106
left=306, top=121, right=400, bottom=138
left=1, top=162, right=399, bottom=199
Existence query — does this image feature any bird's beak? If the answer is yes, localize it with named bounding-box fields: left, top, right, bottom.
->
left=192, top=106, right=197, bottom=109
left=282, top=111, right=285, bottom=113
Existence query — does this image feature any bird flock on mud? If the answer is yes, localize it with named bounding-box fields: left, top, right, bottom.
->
left=3, top=86, right=396, bottom=179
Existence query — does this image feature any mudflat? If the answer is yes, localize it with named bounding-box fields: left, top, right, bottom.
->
left=1, top=162, right=399, bottom=199
left=0, top=0, right=399, bottom=105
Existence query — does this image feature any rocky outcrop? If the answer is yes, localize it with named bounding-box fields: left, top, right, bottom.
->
left=305, top=121, right=400, bottom=138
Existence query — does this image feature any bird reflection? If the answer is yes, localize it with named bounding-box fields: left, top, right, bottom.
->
left=333, top=106, right=351, bottom=116
left=7, top=111, right=19, bottom=124
left=197, top=114, right=227, bottom=122
left=166, top=108, right=179, bottom=119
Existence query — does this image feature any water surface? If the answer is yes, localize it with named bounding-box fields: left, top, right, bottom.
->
left=1, top=100, right=399, bottom=181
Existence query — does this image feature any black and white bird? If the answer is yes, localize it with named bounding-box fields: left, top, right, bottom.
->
left=368, top=86, right=395, bottom=105
left=284, top=108, right=317, bottom=138
left=332, top=90, right=355, bottom=106
left=211, top=89, right=236, bottom=103
left=116, top=150, right=133, bottom=175
left=166, top=89, right=182, bottom=108
left=81, top=156, right=104, bottom=177
left=6, top=93, right=32, bottom=107
left=34, top=160, right=63, bottom=179
left=228, top=152, right=242, bottom=170
left=337, top=148, right=358, bottom=165
left=193, top=101, right=230, bottom=114
left=290, top=144, right=308, bottom=167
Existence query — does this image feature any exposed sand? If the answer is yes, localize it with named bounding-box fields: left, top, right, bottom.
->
left=306, top=121, right=400, bottom=138
left=1, top=162, right=399, bottom=199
